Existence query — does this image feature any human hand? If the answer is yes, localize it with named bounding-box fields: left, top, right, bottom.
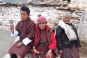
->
left=33, top=48, right=40, bottom=54
left=10, top=24, right=14, bottom=31
left=58, top=50, right=63, bottom=54
left=46, top=49, right=52, bottom=58
left=16, top=42, right=23, bottom=48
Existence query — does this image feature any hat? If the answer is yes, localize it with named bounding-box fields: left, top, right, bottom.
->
left=37, top=15, right=47, bottom=25
left=38, top=14, right=41, bottom=17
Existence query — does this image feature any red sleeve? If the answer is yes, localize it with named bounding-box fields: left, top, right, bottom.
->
left=48, top=31, right=57, bottom=50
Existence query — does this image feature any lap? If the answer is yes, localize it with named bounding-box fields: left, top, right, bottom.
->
left=8, top=40, right=32, bottom=57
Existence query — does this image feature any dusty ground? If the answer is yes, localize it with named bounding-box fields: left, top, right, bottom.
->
left=80, top=41, right=87, bottom=58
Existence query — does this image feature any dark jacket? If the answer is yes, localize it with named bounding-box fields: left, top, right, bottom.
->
left=56, top=23, right=81, bottom=50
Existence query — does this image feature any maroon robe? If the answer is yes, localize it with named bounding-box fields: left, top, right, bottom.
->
left=9, top=18, right=36, bottom=57
left=60, top=45, right=79, bottom=58
left=32, top=29, right=56, bottom=58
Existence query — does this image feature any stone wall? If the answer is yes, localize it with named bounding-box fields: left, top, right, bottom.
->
left=27, top=0, right=87, bottom=4
left=79, top=11, right=87, bottom=41
left=0, top=2, right=87, bottom=41
left=71, top=0, right=87, bottom=4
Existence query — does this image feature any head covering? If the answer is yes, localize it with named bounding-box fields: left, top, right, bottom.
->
left=38, top=14, right=41, bottom=17
left=37, top=15, right=47, bottom=25
left=63, top=12, right=71, bottom=20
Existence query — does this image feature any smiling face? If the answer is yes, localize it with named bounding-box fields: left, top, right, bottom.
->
left=38, top=22, right=47, bottom=30
left=63, top=15, right=70, bottom=24
left=20, top=10, right=29, bottom=21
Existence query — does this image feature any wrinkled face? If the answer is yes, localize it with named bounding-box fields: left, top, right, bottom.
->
left=63, top=16, right=70, bottom=24
left=20, top=10, right=29, bottom=21
left=38, top=22, right=47, bottom=30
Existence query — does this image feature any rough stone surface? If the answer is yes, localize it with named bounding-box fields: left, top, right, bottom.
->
left=71, top=0, right=87, bottom=4
left=0, top=0, right=87, bottom=41
left=79, top=11, right=87, bottom=41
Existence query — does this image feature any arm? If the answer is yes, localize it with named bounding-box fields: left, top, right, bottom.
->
left=11, top=22, right=20, bottom=37
left=72, top=24, right=81, bottom=47
left=48, top=31, right=56, bottom=50
left=56, top=26, right=63, bottom=50
left=22, top=23, right=36, bottom=46
left=76, top=30, right=81, bottom=47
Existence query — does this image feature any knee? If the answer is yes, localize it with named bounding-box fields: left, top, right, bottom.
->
left=8, top=51, right=13, bottom=55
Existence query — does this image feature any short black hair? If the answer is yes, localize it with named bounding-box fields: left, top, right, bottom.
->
left=20, top=6, right=30, bottom=15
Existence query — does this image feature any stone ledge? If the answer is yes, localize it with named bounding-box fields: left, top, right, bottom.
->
left=0, top=2, right=61, bottom=6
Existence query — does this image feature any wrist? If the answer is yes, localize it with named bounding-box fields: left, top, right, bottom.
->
left=49, top=48, right=52, bottom=52
left=12, top=30, right=14, bottom=33
left=21, top=42, right=24, bottom=45
left=33, top=46, right=35, bottom=49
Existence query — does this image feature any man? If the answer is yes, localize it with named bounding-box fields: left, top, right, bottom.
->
left=8, top=6, right=36, bottom=58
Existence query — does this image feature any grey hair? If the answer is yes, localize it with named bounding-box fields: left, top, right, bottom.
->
left=63, top=12, right=71, bottom=20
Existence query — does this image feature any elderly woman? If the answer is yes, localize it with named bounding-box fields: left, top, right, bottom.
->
left=56, top=12, right=81, bottom=58
left=31, top=15, right=56, bottom=58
